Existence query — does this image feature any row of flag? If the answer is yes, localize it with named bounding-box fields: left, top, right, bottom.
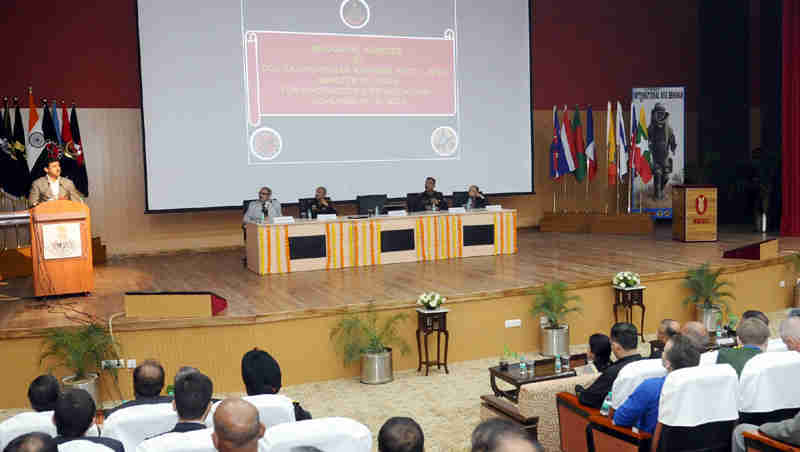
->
left=0, top=88, right=88, bottom=200
left=550, top=102, right=654, bottom=188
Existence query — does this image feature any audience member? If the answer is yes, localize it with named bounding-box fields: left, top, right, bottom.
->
left=175, top=366, right=200, bottom=385
left=649, top=319, right=680, bottom=359
left=470, top=418, right=541, bottom=452
left=788, top=308, right=800, bottom=318
left=780, top=316, right=800, bottom=351
left=27, top=375, right=60, bottom=413
left=742, top=310, right=770, bottom=326
left=241, top=348, right=311, bottom=420
left=613, top=334, right=700, bottom=434
left=169, top=372, right=213, bottom=433
left=3, top=432, right=56, bottom=452
left=378, top=417, right=424, bottom=452
left=212, top=398, right=265, bottom=452
left=52, top=389, right=124, bottom=452
left=108, top=359, right=171, bottom=415
left=681, top=321, right=710, bottom=353
left=577, top=323, right=642, bottom=408
left=716, top=318, right=769, bottom=376
left=587, top=334, right=612, bottom=372
left=733, top=413, right=800, bottom=452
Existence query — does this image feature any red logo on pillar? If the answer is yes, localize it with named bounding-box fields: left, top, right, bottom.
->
left=695, top=195, right=708, bottom=215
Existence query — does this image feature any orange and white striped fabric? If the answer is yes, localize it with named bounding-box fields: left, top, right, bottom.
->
left=255, top=224, right=292, bottom=274
left=493, top=211, right=518, bottom=255
left=416, top=215, right=465, bottom=261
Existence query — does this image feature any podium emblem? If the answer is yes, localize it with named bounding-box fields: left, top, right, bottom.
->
left=695, top=195, right=708, bottom=215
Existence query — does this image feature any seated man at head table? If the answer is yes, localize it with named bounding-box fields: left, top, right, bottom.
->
left=308, top=186, right=336, bottom=218
left=418, top=177, right=448, bottom=211
left=29, top=158, right=84, bottom=206
left=243, top=187, right=282, bottom=225
left=465, top=185, right=488, bottom=209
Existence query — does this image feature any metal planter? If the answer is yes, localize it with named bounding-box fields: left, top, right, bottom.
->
left=63, top=373, right=100, bottom=406
left=696, top=305, right=722, bottom=332
left=361, top=348, right=393, bottom=384
left=540, top=325, right=570, bottom=357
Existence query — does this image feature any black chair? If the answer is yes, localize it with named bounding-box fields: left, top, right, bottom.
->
left=357, top=194, right=387, bottom=215
left=406, top=193, right=421, bottom=212
left=242, top=199, right=256, bottom=242
left=451, top=191, right=468, bottom=208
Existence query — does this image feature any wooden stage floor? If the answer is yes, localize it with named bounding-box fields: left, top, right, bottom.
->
left=1, top=226, right=797, bottom=334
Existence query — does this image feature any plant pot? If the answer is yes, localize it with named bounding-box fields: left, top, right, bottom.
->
left=696, top=304, right=722, bottom=332
left=63, top=373, right=100, bottom=407
left=540, top=325, right=569, bottom=357
left=361, top=347, right=393, bottom=384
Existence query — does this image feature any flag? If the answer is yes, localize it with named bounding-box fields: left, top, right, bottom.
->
left=632, top=103, right=652, bottom=184
left=70, top=104, right=85, bottom=167
left=572, top=107, right=587, bottom=182
left=607, top=102, right=617, bottom=185
left=30, top=101, right=60, bottom=181
left=51, top=101, right=62, bottom=145
left=8, top=100, right=32, bottom=198
left=559, top=107, right=576, bottom=175
left=550, top=106, right=573, bottom=179
left=586, top=106, right=597, bottom=180
left=26, top=88, right=43, bottom=169
left=637, top=106, right=653, bottom=183
left=60, top=104, right=88, bottom=197
left=0, top=99, right=14, bottom=196
left=616, top=101, right=628, bottom=179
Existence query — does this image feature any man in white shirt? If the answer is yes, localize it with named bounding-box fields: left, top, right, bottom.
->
left=242, top=187, right=281, bottom=225
left=28, top=159, right=83, bottom=206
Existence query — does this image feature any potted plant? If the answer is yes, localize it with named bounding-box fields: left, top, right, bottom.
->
left=40, top=323, right=121, bottom=406
left=682, top=263, right=735, bottom=331
left=417, top=292, right=445, bottom=310
left=530, top=281, right=582, bottom=357
left=329, top=303, right=410, bottom=384
left=790, top=253, right=800, bottom=308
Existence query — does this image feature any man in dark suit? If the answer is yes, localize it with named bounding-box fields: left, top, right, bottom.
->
left=649, top=319, right=680, bottom=359
left=417, top=177, right=447, bottom=211
left=52, top=389, right=124, bottom=452
left=716, top=317, right=769, bottom=377
left=465, top=185, right=488, bottom=209
left=107, top=359, right=172, bottom=415
left=28, top=159, right=84, bottom=206
left=143, top=372, right=213, bottom=440
left=241, top=348, right=311, bottom=420
left=576, top=322, right=642, bottom=408
left=308, top=186, right=336, bottom=218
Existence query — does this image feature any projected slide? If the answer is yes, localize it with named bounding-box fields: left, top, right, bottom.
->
left=242, top=0, right=459, bottom=165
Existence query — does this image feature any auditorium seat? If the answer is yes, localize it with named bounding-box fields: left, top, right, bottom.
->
left=587, top=364, right=739, bottom=452
left=556, top=392, right=600, bottom=452
left=204, top=394, right=295, bottom=429
left=700, top=350, right=719, bottom=365
left=102, top=403, right=178, bottom=452
left=259, top=417, right=371, bottom=452
left=610, top=359, right=667, bottom=411
left=767, top=338, right=789, bottom=353
left=134, top=427, right=215, bottom=452
left=451, top=191, right=468, bottom=208
left=59, top=440, right=121, bottom=452
left=0, top=412, right=99, bottom=451
left=739, top=351, right=800, bottom=425
left=744, top=430, right=800, bottom=452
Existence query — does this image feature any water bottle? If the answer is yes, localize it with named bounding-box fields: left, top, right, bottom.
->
left=554, top=354, right=562, bottom=373
left=307, top=208, right=312, bottom=219
left=563, top=354, right=570, bottom=370
left=374, top=206, right=380, bottom=216
left=600, top=391, right=613, bottom=416
left=519, top=360, right=527, bottom=377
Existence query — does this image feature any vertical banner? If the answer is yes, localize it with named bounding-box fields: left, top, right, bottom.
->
left=631, top=87, right=685, bottom=219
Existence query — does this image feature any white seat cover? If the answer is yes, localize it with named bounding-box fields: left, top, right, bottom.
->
left=58, top=439, right=117, bottom=452
left=135, top=428, right=217, bottom=452
left=767, top=338, right=788, bottom=353
left=739, top=350, right=800, bottom=413
left=204, top=395, right=295, bottom=429
left=658, top=364, right=739, bottom=427
left=611, top=359, right=667, bottom=409
left=102, top=403, right=177, bottom=452
left=0, top=412, right=99, bottom=451
left=699, top=350, right=718, bottom=366
left=260, top=417, right=371, bottom=452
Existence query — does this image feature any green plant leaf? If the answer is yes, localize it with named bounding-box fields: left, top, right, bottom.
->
left=529, top=281, right=582, bottom=328
left=329, top=303, right=410, bottom=365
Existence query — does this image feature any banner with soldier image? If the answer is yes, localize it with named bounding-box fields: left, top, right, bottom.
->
left=631, top=87, right=685, bottom=219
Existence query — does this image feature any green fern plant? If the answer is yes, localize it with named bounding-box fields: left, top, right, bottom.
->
left=329, top=303, right=410, bottom=365
left=681, top=263, right=735, bottom=312
left=530, top=281, right=582, bottom=329
left=40, top=323, right=121, bottom=382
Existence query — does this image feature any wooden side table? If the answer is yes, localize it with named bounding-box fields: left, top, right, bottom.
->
left=612, top=285, right=646, bottom=340
left=416, top=308, right=449, bottom=375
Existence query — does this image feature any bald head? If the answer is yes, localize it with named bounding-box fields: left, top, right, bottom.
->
left=133, top=359, right=165, bottom=398
left=212, top=398, right=265, bottom=452
left=657, top=319, right=680, bottom=343
left=4, top=432, right=57, bottom=452
left=780, top=316, right=800, bottom=352
left=680, top=322, right=709, bottom=353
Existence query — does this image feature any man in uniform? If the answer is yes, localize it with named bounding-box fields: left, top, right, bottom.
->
left=647, top=103, right=677, bottom=200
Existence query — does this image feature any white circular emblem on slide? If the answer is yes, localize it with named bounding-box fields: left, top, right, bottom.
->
left=431, top=126, right=458, bottom=156
left=250, top=127, right=283, bottom=161
left=340, top=0, right=370, bottom=29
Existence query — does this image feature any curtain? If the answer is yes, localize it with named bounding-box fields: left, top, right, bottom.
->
left=781, top=0, right=800, bottom=235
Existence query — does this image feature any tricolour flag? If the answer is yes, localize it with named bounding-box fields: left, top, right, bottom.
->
left=559, top=107, right=576, bottom=174
left=26, top=88, right=43, bottom=169
left=616, top=101, right=628, bottom=179
left=550, top=106, right=573, bottom=179
left=586, top=106, right=597, bottom=181
left=30, top=101, right=60, bottom=180
left=572, top=107, right=587, bottom=182
left=607, top=102, right=616, bottom=185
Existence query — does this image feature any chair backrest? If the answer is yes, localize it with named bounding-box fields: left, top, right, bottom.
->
left=0, top=412, right=100, bottom=451
left=611, top=359, right=667, bottom=409
left=452, top=191, right=468, bottom=207
left=738, top=351, right=800, bottom=424
left=135, top=428, right=217, bottom=452
left=767, top=338, right=789, bottom=352
left=406, top=193, right=420, bottom=212
left=58, top=439, right=120, bottom=452
left=259, top=417, right=371, bottom=452
left=204, top=394, right=295, bottom=429
left=102, top=403, right=178, bottom=452
left=243, top=199, right=256, bottom=214
left=653, top=364, right=739, bottom=452
left=700, top=350, right=719, bottom=365
left=356, top=194, right=387, bottom=215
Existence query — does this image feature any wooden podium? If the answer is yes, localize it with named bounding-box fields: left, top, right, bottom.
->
left=29, top=200, right=94, bottom=297
left=672, top=185, right=717, bottom=242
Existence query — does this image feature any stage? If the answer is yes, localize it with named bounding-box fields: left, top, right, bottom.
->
left=1, top=226, right=797, bottom=335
